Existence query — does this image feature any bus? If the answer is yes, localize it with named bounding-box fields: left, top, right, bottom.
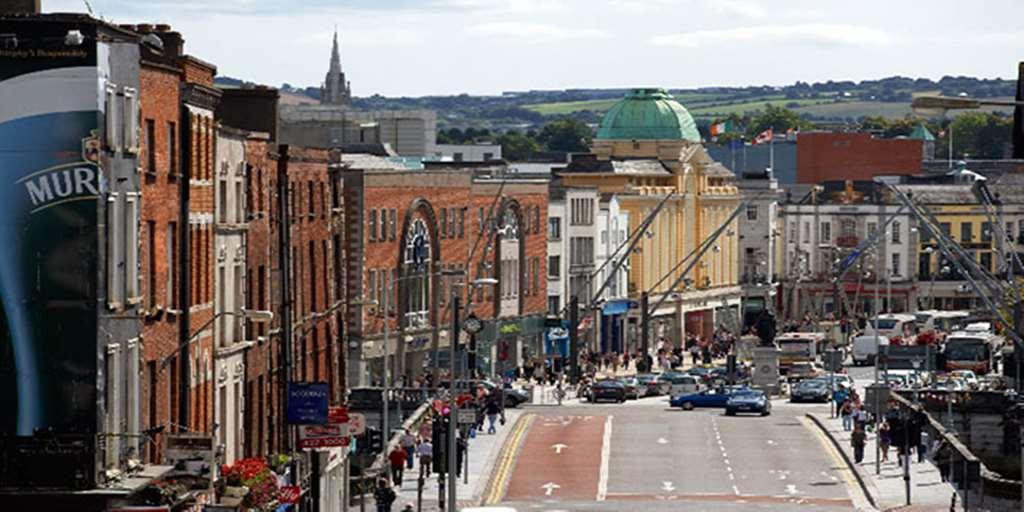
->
left=776, top=332, right=825, bottom=375
left=914, top=310, right=970, bottom=344
left=943, top=329, right=1003, bottom=375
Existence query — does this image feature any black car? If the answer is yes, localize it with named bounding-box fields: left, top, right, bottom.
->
left=440, top=380, right=529, bottom=408
left=725, top=389, right=772, bottom=416
left=589, top=380, right=627, bottom=403
left=636, top=374, right=667, bottom=396
left=790, top=378, right=830, bottom=403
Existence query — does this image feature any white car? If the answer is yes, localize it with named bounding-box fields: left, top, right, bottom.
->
left=949, top=370, right=980, bottom=388
left=669, top=375, right=701, bottom=397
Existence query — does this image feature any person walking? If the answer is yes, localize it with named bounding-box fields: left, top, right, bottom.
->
left=388, top=446, right=406, bottom=487
left=400, top=429, right=417, bottom=470
left=851, top=424, right=867, bottom=463
left=373, top=478, right=397, bottom=512
left=416, top=437, right=433, bottom=478
left=840, top=399, right=854, bottom=431
left=878, top=420, right=892, bottom=462
left=485, top=397, right=502, bottom=434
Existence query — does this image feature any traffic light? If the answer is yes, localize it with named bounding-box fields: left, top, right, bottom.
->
left=552, top=356, right=564, bottom=374
left=366, top=427, right=383, bottom=454
left=432, top=414, right=449, bottom=474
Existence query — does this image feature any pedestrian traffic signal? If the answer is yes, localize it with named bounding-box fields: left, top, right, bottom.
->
left=366, top=427, right=384, bottom=454
left=432, top=417, right=448, bottom=474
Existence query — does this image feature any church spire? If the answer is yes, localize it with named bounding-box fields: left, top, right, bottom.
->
left=321, top=26, right=351, bottom=106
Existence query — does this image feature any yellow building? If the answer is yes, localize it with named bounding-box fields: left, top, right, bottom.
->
left=558, top=88, right=742, bottom=345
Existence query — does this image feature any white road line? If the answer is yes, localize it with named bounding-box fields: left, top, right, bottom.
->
left=596, top=415, right=612, bottom=502
left=732, top=485, right=741, bottom=495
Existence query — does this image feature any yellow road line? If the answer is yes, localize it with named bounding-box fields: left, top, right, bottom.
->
left=799, top=416, right=871, bottom=509
left=482, top=413, right=533, bottom=505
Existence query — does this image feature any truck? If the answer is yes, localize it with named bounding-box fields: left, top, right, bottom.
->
left=776, top=332, right=825, bottom=375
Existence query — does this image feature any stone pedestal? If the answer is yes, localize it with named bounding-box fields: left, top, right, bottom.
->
left=752, top=346, right=781, bottom=396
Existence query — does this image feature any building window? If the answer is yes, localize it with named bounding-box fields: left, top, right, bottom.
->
left=483, top=152, right=493, bottom=161
left=820, top=222, right=831, bottom=243
left=105, top=85, right=119, bottom=151
left=960, top=222, right=972, bottom=242
left=570, top=237, right=594, bottom=266
left=458, top=207, right=465, bottom=238
left=449, top=208, right=457, bottom=238
left=532, top=257, right=540, bottom=294
left=980, top=252, right=993, bottom=273
left=403, top=218, right=431, bottom=326
left=533, top=206, right=541, bottom=234
left=890, top=221, right=901, bottom=244
left=167, top=121, right=178, bottom=177
left=145, top=119, right=156, bottom=173
left=802, top=222, right=810, bottom=243
left=548, top=296, right=560, bottom=316
left=167, top=222, right=177, bottom=308
left=123, top=87, right=138, bottom=153
left=380, top=208, right=388, bottom=241
left=440, top=208, right=448, bottom=239
left=548, top=217, right=562, bottom=240
left=981, top=222, right=992, bottom=242
left=388, top=208, right=397, bottom=240
left=125, top=193, right=139, bottom=301
left=1006, top=222, right=1015, bottom=241
left=746, top=204, right=758, bottom=221
left=891, top=253, right=901, bottom=277
left=548, top=255, right=560, bottom=279
left=107, top=194, right=123, bottom=308
left=478, top=207, right=485, bottom=234
left=369, top=210, right=377, bottom=242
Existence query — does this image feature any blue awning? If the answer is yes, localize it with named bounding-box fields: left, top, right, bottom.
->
left=602, top=299, right=633, bottom=316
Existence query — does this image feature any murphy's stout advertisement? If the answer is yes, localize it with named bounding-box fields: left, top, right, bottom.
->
left=0, top=22, right=101, bottom=451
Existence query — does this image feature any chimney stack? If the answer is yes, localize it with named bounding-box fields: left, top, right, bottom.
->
left=0, top=0, right=41, bottom=14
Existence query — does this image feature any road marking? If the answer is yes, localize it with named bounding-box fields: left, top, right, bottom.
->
left=541, top=482, right=561, bottom=496
left=799, top=416, right=870, bottom=509
left=551, top=443, right=567, bottom=454
left=732, top=485, right=741, bottom=495
left=661, top=481, right=675, bottom=492
left=657, top=437, right=668, bottom=444
left=482, top=413, right=533, bottom=505
left=786, top=484, right=799, bottom=495
left=596, top=415, right=613, bottom=502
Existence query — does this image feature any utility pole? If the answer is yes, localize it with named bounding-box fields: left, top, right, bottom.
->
left=382, top=273, right=390, bottom=444
left=640, top=291, right=650, bottom=356
left=448, top=294, right=460, bottom=512
left=568, top=295, right=579, bottom=385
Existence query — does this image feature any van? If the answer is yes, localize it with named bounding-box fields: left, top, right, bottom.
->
left=852, top=334, right=887, bottom=366
left=864, top=313, right=918, bottom=341
left=669, top=375, right=701, bottom=397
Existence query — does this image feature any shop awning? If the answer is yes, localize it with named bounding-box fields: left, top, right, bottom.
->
left=602, top=299, right=635, bottom=316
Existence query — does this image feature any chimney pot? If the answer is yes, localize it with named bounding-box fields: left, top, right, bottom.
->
left=136, top=23, right=153, bottom=33
left=155, top=24, right=171, bottom=32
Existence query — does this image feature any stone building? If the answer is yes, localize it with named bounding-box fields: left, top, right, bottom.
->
left=558, top=88, right=743, bottom=346
left=736, top=171, right=783, bottom=327
left=321, top=29, right=351, bottom=106
left=340, top=161, right=549, bottom=387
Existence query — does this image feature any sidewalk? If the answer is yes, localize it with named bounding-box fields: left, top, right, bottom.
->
left=363, top=408, right=524, bottom=511
left=807, top=412, right=962, bottom=512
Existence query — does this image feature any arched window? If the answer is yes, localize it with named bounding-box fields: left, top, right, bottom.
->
left=403, top=218, right=430, bottom=327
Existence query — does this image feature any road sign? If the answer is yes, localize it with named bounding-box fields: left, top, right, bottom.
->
left=299, top=423, right=350, bottom=449
left=457, top=408, right=477, bottom=425
left=287, top=382, right=329, bottom=424
left=328, top=406, right=349, bottom=424
left=347, top=412, right=366, bottom=435
left=463, top=314, right=483, bottom=335
left=824, top=350, right=844, bottom=372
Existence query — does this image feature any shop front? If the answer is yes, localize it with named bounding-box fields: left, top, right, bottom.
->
left=600, top=299, right=634, bottom=353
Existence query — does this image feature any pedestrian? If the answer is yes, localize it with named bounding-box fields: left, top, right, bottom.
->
left=878, top=420, right=891, bottom=462
left=918, top=429, right=930, bottom=463
left=400, top=429, right=417, bottom=470
left=832, top=387, right=847, bottom=419
left=840, top=400, right=854, bottom=431
left=388, top=446, right=406, bottom=487
left=485, top=397, right=501, bottom=434
left=416, top=437, right=433, bottom=478
left=690, top=345, right=699, bottom=366
left=373, top=478, right=397, bottom=512
left=853, top=405, right=868, bottom=430
left=851, top=424, right=867, bottom=463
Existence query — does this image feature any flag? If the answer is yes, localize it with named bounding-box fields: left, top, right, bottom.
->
left=709, top=120, right=732, bottom=137
left=753, top=128, right=773, bottom=145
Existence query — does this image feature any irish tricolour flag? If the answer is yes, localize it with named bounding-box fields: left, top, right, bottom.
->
left=709, top=120, right=732, bottom=137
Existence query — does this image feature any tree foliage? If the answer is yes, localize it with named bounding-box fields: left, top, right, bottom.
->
left=496, top=130, right=541, bottom=161
left=536, top=119, right=593, bottom=152
left=745, top=104, right=814, bottom=137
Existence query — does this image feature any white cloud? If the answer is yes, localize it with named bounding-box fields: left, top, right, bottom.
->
left=467, top=22, right=607, bottom=43
left=435, top=0, right=569, bottom=13
left=649, top=23, right=897, bottom=48
left=709, top=0, right=767, bottom=18
left=297, top=28, right=426, bottom=47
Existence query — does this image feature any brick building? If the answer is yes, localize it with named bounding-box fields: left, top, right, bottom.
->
left=341, top=161, right=549, bottom=389
left=137, top=23, right=183, bottom=463
left=796, top=132, right=924, bottom=184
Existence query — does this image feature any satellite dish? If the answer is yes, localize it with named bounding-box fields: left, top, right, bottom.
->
left=142, top=33, right=164, bottom=52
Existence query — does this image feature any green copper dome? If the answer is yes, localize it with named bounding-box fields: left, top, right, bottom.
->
left=596, top=88, right=701, bottom=142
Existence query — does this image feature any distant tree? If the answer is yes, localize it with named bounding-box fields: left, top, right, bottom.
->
left=946, top=112, right=1012, bottom=159
left=746, top=104, right=813, bottom=137
left=497, top=130, right=541, bottom=161
left=537, top=119, right=593, bottom=152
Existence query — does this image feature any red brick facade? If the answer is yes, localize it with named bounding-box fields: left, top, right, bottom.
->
left=343, top=166, right=547, bottom=384
left=797, top=132, right=923, bottom=184
left=138, top=56, right=182, bottom=463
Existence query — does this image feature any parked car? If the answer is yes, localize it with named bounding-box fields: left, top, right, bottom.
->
left=852, top=334, right=887, bottom=366
left=949, top=370, right=980, bottom=389
left=815, top=373, right=854, bottom=390
left=440, top=380, right=529, bottom=407
left=636, top=374, right=668, bottom=396
left=669, top=375, right=701, bottom=397
left=686, top=366, right=714, bottom=383
left=725, top=389, right=771, bottom=416
left=618, top=377, right=643, bottom=400
left=790, top=378, right=830, bottom=403
left=590, top=380, right=627, bottom=403
left=932, top=378, right=966, bottom=392
left=670, top=387, right=742, bottom=410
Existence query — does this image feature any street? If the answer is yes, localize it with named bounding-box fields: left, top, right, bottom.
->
left=486, top=391, right=864, bottom=511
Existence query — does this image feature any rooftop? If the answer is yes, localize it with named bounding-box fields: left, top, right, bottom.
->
left=595, top=88, right=700, bottom=143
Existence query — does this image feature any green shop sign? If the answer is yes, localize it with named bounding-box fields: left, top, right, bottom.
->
left=499, top=322, right=521, bottom=335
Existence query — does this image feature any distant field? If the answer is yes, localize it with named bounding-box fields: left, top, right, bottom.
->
left=523, top=99, right=620, bottom=115
left=794, top=100, right=1014, bottom=119
left=691, top=98, right=831, bottom=118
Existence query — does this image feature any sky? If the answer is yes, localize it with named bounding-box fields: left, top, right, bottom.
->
left=48, top=0, right=1024, bottom=97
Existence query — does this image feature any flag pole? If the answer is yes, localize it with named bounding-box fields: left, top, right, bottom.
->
left=769, top=126, right=775, bottom=174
